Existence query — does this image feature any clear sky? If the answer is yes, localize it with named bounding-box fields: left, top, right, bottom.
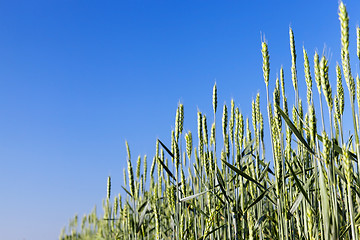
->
left=1, top=1, right=359, bottom=239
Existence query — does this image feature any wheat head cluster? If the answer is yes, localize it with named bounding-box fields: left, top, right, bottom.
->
left=60, top=2, right=360, bottom=240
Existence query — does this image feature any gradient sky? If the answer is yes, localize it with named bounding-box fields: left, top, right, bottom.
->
left=1, top=1, right=360, bottom=239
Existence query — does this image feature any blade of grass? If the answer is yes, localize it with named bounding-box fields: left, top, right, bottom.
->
left=289, top=173, right=314, bottom=214
left=244, top=186, right=272, bottom=214
left=157, top=157, right=176, bottom=181
left=216, top=168, right=231, bottom=203
left=180, top=190, right=210, bottom=202
left=285, top=159, right=313, bottom=207
left=122, top=186, right=134, bottom=198
left=158, top=139, right=174, bottom=158
left=221, top=158, right=266, bottom=190
left=276, top=103, right=314, bottom=154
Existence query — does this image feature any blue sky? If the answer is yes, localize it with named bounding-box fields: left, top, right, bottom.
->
left=0, top=1, right=359, bottom=239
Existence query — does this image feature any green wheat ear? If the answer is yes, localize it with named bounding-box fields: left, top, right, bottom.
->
left=292, top=104, right=298, bottom=129
left=262, top=40, right=270, bottom=86
left=334, top=95, right=340, bottom=125
left=118, top=193, right=122, bottom=208
left=175, top=106, right=180, bottom=141
left=280, top=66, right=285, bottom=99
left=136, top=155, right=141, bottom=180
left=322, top=131, right=331, bottom=166
left=155, top=138, right=159, bottom=159
left=246, top=117, right=251, bottom=143
left=238, top=112, right=244, bottom=149
left=299, top=99, right=303, bottom=130
left=213, top=82, right=217, bottom=114
left=259, top=112, right=264, bottom=144
left=166, top=183, right=175, bottom=212
left=202, top=114, right=208, bottom=146
left=107, top=176, right=111, bottom=200
left=256, top=93, right=260, bottom=120
left=222, top=104, right=228, bottom=139
left=185, top=131, right=192, bottom=162
left=126, top=144, right=135, bottom=198
left=197, top=111, right=204, bottom=159
left=342, top=143, right=352, bottom=185
left=273, top=78, right=281, bottom=128
left=175, top=103, right=184, bottom=142
left=314, top=51, right=321, bottom=94
left=309, top=104, right=317, bottom=144
left=210, top=122, right=216, bottom=147
left=179, top=103, right=184, bottom=133
left=173, top=131, right=180, bottom=168
left=143, top=155, right=147, bottom=183
left=289, top=27, right=298, bottom=99
left=320, top=55, right=333, bottom=110
left=303, top=47, right=313, bottom=105
left=125, top=140, right=131, bottom=162
left=234, top=106, right=239, bottom=148
left=229, top=99, right=235, bottom=144
left=252, top=99, right=256, bottom=133
left=224, top=132, right=230, bottom=158
left=339, top=1, right=355, bottom=101
left=252, top=99, right=258, bottom=148
left=336, top=63, right=345, bottom=116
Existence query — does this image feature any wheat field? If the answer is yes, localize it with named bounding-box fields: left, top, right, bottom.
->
left=60, top=2, right=360, bottom=239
